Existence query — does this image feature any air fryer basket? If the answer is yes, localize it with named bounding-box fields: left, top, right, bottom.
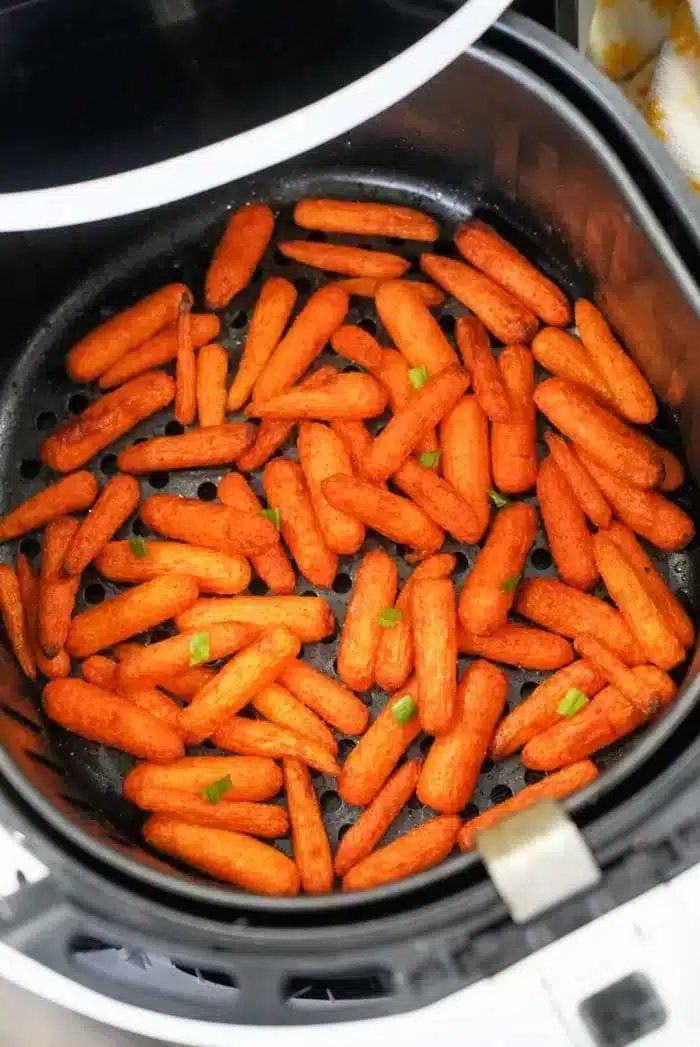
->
left=0, top=18, right=698, bottom=1027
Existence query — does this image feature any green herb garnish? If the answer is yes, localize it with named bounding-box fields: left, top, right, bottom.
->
left=129, top=536, right=148, bottom=559
left=392, top=694, right=417, bottom=725
left=189, top=632, right=211, bottom=667
left=488, top=487, right=511, bottom=508
left=203, top=774, right=233, bottom=804
left=501, top=572, right=522, bottom=594
left=557, top=688, right=589, bottom=718
left=408, top=365, right=429, bottom=390
left=378, top=607, right=402, bottom=628
left=419, top=450, right=442, bottom=469
left=260, top=507, right=281, bottom=531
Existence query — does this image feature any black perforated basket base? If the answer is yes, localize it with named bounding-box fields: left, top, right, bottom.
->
left=0, top=167, right=696, bottom=893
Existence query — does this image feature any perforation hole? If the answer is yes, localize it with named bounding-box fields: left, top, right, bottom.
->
left=20, top=459, right=41, bottom=479
left=321, top=791, right=342, bottom=814
left=520, top=681, right=537, bottom=700
left=490, top=785, right=513, bottom=804
left=132, top=517, right=149, bottom=537
left=530, top=548, right=553, bottom=571
left=68, top=393, right=90, bottom=415
left=19, top=537, right=40, bottom=559
left=148, top=472, right=169, bottom=489
left=231, top=311, right=248, bottom=330
left=359, top=318, right=377, bottom=336
left=462, top=803, right=479, bottom=821
left=337, top=823, right=353, bottom=841
left=197, top=481, right=217, bottom=502
left=332, top=573, right=352, bottom=594
left=249, top=578, right=268, bottom=596
left=337, top=739, right=355, bottom=760
left=84, top=583, right=106, bottom=605
left=274, top=248, right=292, bottom=266
left=524, top=769, right=546, bottom=786
left=35, top=411, right=57, bottom=431
left=439, top=314, right=456, bottom=337
left=294, top=277, right=312, bottom=296
left=454, top=551, right=469, bottom=573
left=101, top=454, right=118, bottom=476
left=481, top=757, right=494, bottom=774
left=165, top=420, right=185, bottom=436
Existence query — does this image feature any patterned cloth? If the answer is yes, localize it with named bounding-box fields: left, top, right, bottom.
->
left=586, top=0, right=700, bottom=193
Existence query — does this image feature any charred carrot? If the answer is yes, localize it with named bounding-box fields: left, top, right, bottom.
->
left=335, top=278, right=444, bottom=306
left=537, top=457, right=597, bottom=591
left=393, top=459, right=481, bottom=544
left=279, top=660, right=368, bottom=735
left=375, top=280, right=458, bottom=374
left=132, top=790, right=287, bottom=837
left=330, top=419, right=374, bottom=475
left=140, top=493, right=278, bottom=558
left=61, top=475, right=140, bottom=577
left=338, top=550, right=397, bottom=693
left=213, top=717, right=339, bottom=776
left=321, top=475, right=445, bottom=554
left=205, top=203, right=275, bottom=310
left=248, top=372, right=387, bottom=421
left=118, top=423, right=255, bottom=473
left=16, top=554, right=69, bottom=679
left=544, top=432, right=611, bottom=529
left=262, top=459, right=337, bottom=588
left=284, top=759, right=333, bottom=893
left=343, top=815, right=460, bottom=891
left=174, top=294, right=196, bottom=426
left=297, top=422, right=365, bottom=555
left=96, top=540, right=251, bottom=595
left=123, top=755, right=283, bottom=803
left=196, top=343, right=229, bottom=427
left=0, top=472, right=98, bottom=542
left=573, top=634, right=675, bottom=717
left=455, top=316, right=510, bottom=423
left=412, top=578, right=457, bottom=735
left=217, top=472, right=296, bottom=594
left=39, top=517, right=80, bottom=659
left=227, top=277, right=297, bottom=411
left=117, top=622, right=256, bottom=692
left=531, top=327, right=614, bottom=405
left=457, top=624, right=574, bottom=670
left=294, top=199, right=439, bottom=240
left=278, top=241, right=410, bottom=279
left=99, top=314, right=221, bottom=390
left=491, top=344, right=538, bottom=495
left=440, top=396, right=491, bottom=541
left=176, top=595, right=334, bottom=643
left=0, top=565, right=35, bottom=679
left=252, top=683, right=337, bottom=754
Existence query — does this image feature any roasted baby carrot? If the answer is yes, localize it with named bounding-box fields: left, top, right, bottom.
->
left=80, top=654, right=182, bottom=728
left=196, top=343, right=229, bottom=427
left=514, top=578, right=645, bottom=665
left=294, top=199, right=439, bottom=241
left=375, top=279, right=458, bottom=374
left=457, top=624, right=574, bottom=670
left=174, top=295, right=196, bottom=426
left=330, top=324, right=384, bottom=371
left=0, top=565, right=35, bottom=679
left=393, top=458, right=481, bottom=544
left=96, top=540, right=251, bottom=595
left=114, top=642, right=215, bottom=700
left=491, top=344, right=538, bottom=495
left=43, top=678, right=184, bottom=761
left=178, top=626, right=301, bottom=743
left=248, top=372, right=387, bottom=421
left=490, top=659, right=606, bottom=759
left=418, top=660, right=508, bottom=813
left=39, top=517, right=80, bottom=659
left=575, top=299, right=657, bottom=424
left=544, top=432, right=612, bottom=529
left=534, top=378, right=662, bottom=489
left=252, top=683, right=338, bottom=754
left=117, top=622, right=256, bottom=692
left=458, top=501, right=536, bottom=636
left=297, top=422, right=365, bottom=555
left=531, top=327, right=614, bottom=405
left=592, top=532, right=685, bottom=670
left=537, top=457, right=597, bottom=591
left=420, top=253, right=539, bottom=344
left=213, top=717, right=339, bottom=776
left=573, top=634, right=674, bottom=717
left=67, top=575, right=199, bottom=658
left=279, top=660, right=369, bottom=736
left=454, top=220, right=571, bottom=326
left=321, top=475, right=445, bottom=554
left=140, top=493, right=278, bottom=558
left=412, top=578, right=457, bottom=735
left=457, top=761, right=599, bottom=850
left=61, top=475, right=140, bottom=577
left=278, top=240, right=410, bottom=279
left=217, top=472, right=296, bottom=594
left=227, top=277, right=297, bottom=411
left=123, top=755, right=283, bottom=803
left=253, top=285, right=348, bottom=403
left=263, top=458, right=337, bottom=587
left=117, top=423, right=255, bottom=473
left=66, top=283, right=189, bottom=382
left=176, top=595, right=334, bottom=643
left=330, top=419, right=374, bottom=475
left=131, top=790, right=287, bottom=837
left=334, top=759, right=422, bottom=878
left=343, top=815, right=460, bottom=891
left=440, top=396, right=491, bottom=541
left=143, top=816, right=300, bottom=895
left=41, top=371, right=175, bottom=473
left=338, top=678, right=421, bottom=806
left=335, top=277, right=444, bottom=306
left=338, top=549, right=397, bottom=693
left=0, top=472, right=98, bottom=542
left=16, top=554, right=69, bottom=679
left=455, top=316, right=510, bottom=422
left=653, top=443, right=684, bottom=492
left=284, top=758, right=333, bottom=894
left=98, top=313, right=221, bottom=390
left=205, top=203, right=275, bottom=310
left=576, top=451, right=694, bottom=551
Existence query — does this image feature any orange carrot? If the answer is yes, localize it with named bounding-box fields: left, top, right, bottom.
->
left=252, top=683, right=338, bottom=754
left=131, top=790, right=287, bottom=837
left=279, top=660, right=368, bottom=736
left=458, top=501, right=536, bottom=636
left=573, top=634, right=674, bottom=716
left=278, top=240, right=410, bottom=279
left=392, top=458, right=481, bottom=544
left=143, top=816, right=300, bottom=895
left=213, top=717, right=340, bottom=776
left=575, top=298, right=657, bottom=424
left=227, top=277, right=297, bottom=411
left=263, top=458, right=337, bottom=587
left=321, top=475, right=445, bottom=554
left=534, top=378, right=662, bottom=489
left=418, top=660, right=508, bottom=812
left=375, top=280, right=458, bottom=375
left=490, top=659, right=606, bottom=759
left=531, top=327, right=614, bottom=406
left=297, top=422, right=365, bottom=555
left=123, top=756, right=283, bottom=803
left=248, top=372, right=387, bottom=421
left=338, top=549, right=397, bottom=692
left=544, top=432, right=611, bottom=528
left=41, top=371, right=175, bottom=473
left=654, top=444, right=684, bottom=492
left=61, top=475, right=140, bottom=577
left=253, top=285, right=348, bottom=403
left=117, top=622, right=257, bottom=692
left=440, top=396, right=491, bottom=541
left=39, top=517, right=80, bottom=658
left=458, top=761, right=598, bottom=850
left=491, top=344, right=538, bottom=495
left=343, top=815, right=460, bottom=891
left=217, top=472, right=296, bottom=594
left=330, top=324, right=384, bottom=371
left=174, top=294, right=196, bottom=426
left=118, top=423, right=255, bottom=473
left=67, top=575, right=199, bottom=659
left=205, top=203, right=275, bottom=311
left=0, top=565, right=35, bottom=679
left=454, top=220, right=571, bottom=326
left=537, top=457, right=597, bottom=591
left=196, top=343, right=229, bottom=427
left=0, top=472, right=98, bottom=542
left=43, top=678, right=184, bottom=761
left=96, top=540, right=251, bottom=595
left=176, top=595, right=334, bottom=643
left=284, top=759, right=333, bottom=893
left=330, top=419, right=374, bottom=475
left=294, top=199, right=439, bottom=240
left=420, top=253, right=539, bottom=343
left=412, top=578, right=457, bottom=735
left=335, top=277, right=444, bottom=306
left=334, top=759, right=422, bottom=878
left=114, top=642, right=215, bottom=700
left=455, top=316, right=510, bottom=422
left=514, top=578, right=645, bottom=665
left=80, top=653, right=182, bottom=728
left=66, top=283, right=189, bottom=383
left=457, top=624, right=574, bottom=670
left=98, top=314, right=220, bottom=390
left=140, top=493, right=278, bottom=558
left=16, top=554, right=69, bottom=678
left=178, top=626, right=301, bottom=743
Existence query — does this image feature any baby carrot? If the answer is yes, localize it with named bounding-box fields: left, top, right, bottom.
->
left=458, top=624, right=574, bottom=670
left=544, top=432, right=612, bottom=529
left=573, top=634, right=675, bottom=717
left=205, top=203, right=274, bottom=310
left=61, top=475, right=140, bottom=577
left=440, top=396, right=491, bottom=541
left=455, top=316, right=510, bottom=422
left=321, top=475, right=445, bottom=554
left=330, top=324, right=384, bottom=371
left=217, top=473, right=295, bottom=594
left=117, top=622, right=256, bottom=692
left=454, top=220, right=571, bottom=326
left=39, top=517, right=80, bottom=659
left=114, top=643, right=215, bottom=700
left=335, top=278, right=444, bottom=306
left=98, top=314, right=220, bottom=390
left=458, top=501, right=537, bottom=636
left=412, top=578, right=457, bottom=735
left=418, top=660, right=508, bottom=813
left=132, top=790, right=287, bottom=838
left=0, top=565, right=35, bottom=679
left=654, top=444, right=684, bottom=492
left=263, top=459, right=337, bottom=588
left=213, top=717, right=339, bottom=776
left=227, top=277, right=297, bottom=411
left=279, top=660, right=369, bottom=736
left=248, top=372, right=387, bottom=421
left=140, top=493, right=278, bottom=558
left=330, top=420, right=374, bottom=475
left=175, top=294, right=196, bottom=426
left=118, top=423, right=255, bottom=473
left=252, top=683, right=338, bottom=754
left=0, top=472, right=98, bottom=542
left=284, top=759, right=333, bottom=894
left=16, top=554, right=69, bottom=679
left=375, top=280, right=458, bottom=375
left=457, top=761, right=598, bottom=850
left=196, top=343, right=229, bottom=427
left=343, top=815, right=460, bottom=891
left=531, top=327, right=614, bottom=405
left=491, top=344, right=538, bottom=495
left=278, top=240, right=409, bottom=279
left=123, top=755, right=282, bottom=803
left=393, top=458, right=481, bottom=544
left=96, top=540, right=251, bottom=595
left=293, top=199, right=439, bottom=240
left=537, top=457, right=597, bottom=591
left=338, top=550, right=397, bottom=693
left=176, top=595, right=334, bottom=643
left=297, top=422, right=365, bottom=555
left=80, top=653, right=182, bottom=728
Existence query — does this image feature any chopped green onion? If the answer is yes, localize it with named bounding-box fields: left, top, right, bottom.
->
left=408, top=365, right=429, bottom=390
left=557, top=688, right=589, bottom=718
left=260, top=507, right=281, bottom=531
left=203, top=774, right=233, bottom=804
left=501, top=572, right=522, bottom=594
left=392, top=694, right=417, bottom=725
left=129, top=536, right=148, bottom=559
left=378, top=607, right=402, bottom=628
left=189, top=632, right=210, bottom=667
left=419, top=450, right=442, bottom=469
left=488, top=487, right=511, bottom=508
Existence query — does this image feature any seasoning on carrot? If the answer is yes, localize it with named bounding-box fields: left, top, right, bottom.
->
left=174, top=292, right=196, bottom=426
left=99, top=314, right=221, bottom=390
left=455, top=316, right=511, bottom=422
left=80, top=653, right=183, bottom=728
left=544, top=432, right=612, bottom=529
left=131, top=790, right=288, bottom=837
left=39, top=517, right=80, bottom=659
left=531, top=327, right=614, bottom=405
left=96, top=540, right=251, bottom=595
left=537, top=457, right=597, bottom=591
left=16, top=554, right=69, bottom=679
left=297, top=422, right=365, bottom=555
left=573, top=633, right=674, bottom=717
left=457, top=624, right=574, bottom=670
left=337, top=549, right=397, bottom=692
left=119, top=423, right=255, bottom=473
left=375, top=279, right=459, bottom=375
left=252, top=683, right=338, bottom=754
left=248, top=372, right=387, bottom=421
left=176, top=594, right=334, bottom=643
left=196, top=343, right=229, bottom=427
left=217, top=472, right=296, bottom=594
left=335, top=277, right=444, bottom=306
left=263, top=458, right=337, bottom=588
left=227, top=277, right=297, bottom=411
left=140, top=493, right=278, bottom=558
left=321, top=475, right=445, bottom=554
left=117, top=622, right=256, bottom=692
left=123, top=755, right=283, bottom=803
left=412, top=578, right=457, bottom=735
left=0, top=472, right=98, bottom=542
left=213, top=716, right=340, bottom=776
left=61, top=475, right=140, bottom=577
left=491, top=344, right=538, bottom=495
left=343, top=815, right=460, bottom=891
left=278, top=659, right=368, bottom=735
left=440, top=395, right=491, bottom=541
left=278, top=240, right=410, bottom=279
left=293, top=199, right=439, bottom=241
left=284, top=759, right=333, bottom=894
left=0, top=564, right=35, bottom=679
left=205, top=203, right=275, bottom=311
left=330, top=419, right=375, bottom=475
